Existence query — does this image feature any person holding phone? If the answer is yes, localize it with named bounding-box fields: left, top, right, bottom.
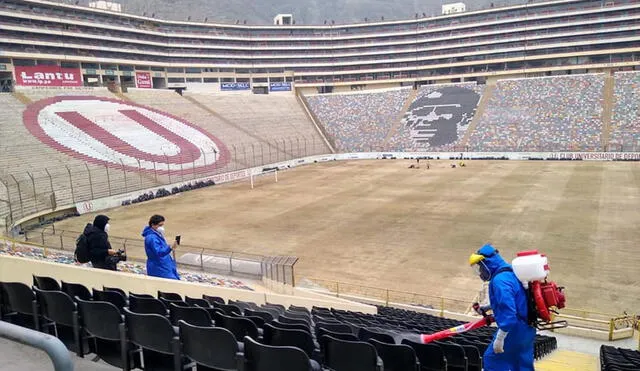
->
left=142, top=214, right=180, bottom=280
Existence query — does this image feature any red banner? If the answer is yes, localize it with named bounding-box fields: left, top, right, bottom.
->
left=15, top=65, right=82, bottom=87
left=135, top=71, right=152, bottom=89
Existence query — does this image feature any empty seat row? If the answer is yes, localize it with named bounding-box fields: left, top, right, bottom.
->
left=601, top=345, right=640, bottom=371
left=2, top=274, right=558, bottom=371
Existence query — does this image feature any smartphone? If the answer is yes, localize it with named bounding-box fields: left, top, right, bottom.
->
left=175, top=235, right=181, bottom=245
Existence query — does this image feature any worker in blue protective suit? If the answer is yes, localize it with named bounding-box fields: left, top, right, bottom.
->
left=142, top=214, right=180, bottom=280
left=469, top=244, right=536, bottom=371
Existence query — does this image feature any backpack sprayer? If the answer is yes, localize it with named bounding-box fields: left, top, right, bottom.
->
left=420, top=250, right=567, bottom=344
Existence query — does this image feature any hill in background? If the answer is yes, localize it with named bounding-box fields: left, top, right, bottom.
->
left=62, top=0, right=525, bottom=25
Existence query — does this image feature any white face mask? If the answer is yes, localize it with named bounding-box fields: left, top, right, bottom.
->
left=104, top=223, right=110, bottom=234
left=157, top=226, right=165, bottom=236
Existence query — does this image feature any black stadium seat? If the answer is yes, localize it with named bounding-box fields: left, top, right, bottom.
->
left=323, top=335, right=382, bottom=371
left=263, top=323, right=317, bottom=359
left=34, top=287, right=84, bottom=356
left=129, top=294, right=168, bottom=316
left=245, top=308, right=275, bottom=323
left=169, top=302, right=213, bottom=327
left=92, top=288, right=127, bottom=312
left=437, top=342, right=468, bottom=371
left=77, top=298, right=138, bottom=369
left=179, top=321, right=242, bottom=370
left=2, top=282, right=40, bottom=330
left=185, top=296, right=211, bottom=308
left=213, top=311, right=259, bottom=342
left=103, top=286, right=127, bottom=298
left=61, top=281, right=92, bottom=301
left=243, top=336, right=321, bottom=371
left=401, top=339, right=447, bottom=371
left=158, top=290, right=182, bottom=301
left=33, top=275, right=61, bottom=291
left=203, top=294, right=225, bottom=305
left=124, top=308, right=186, bottom=371
left=359, top=327, right=396, bottom=344
left=369, top=338, right=420, bottom=371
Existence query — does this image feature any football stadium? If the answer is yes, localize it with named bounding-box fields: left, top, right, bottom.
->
left=1, top=0, right=640, bottom=369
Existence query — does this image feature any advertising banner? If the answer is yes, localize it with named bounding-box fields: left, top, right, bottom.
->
left=135, top=71, right=152, bottom=89
left=15, top=65, right=83, bottom=87
left=269, top=82, right=292, bottom=92
left=221, top=82, right=250, bottom=91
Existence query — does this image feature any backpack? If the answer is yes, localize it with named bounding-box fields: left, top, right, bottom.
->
left=74, top=227, right=91, bottom=264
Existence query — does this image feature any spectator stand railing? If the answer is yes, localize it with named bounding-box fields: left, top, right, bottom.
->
left=23, top=227, right=298, bottom=286
left=0, top=135, right=325, bottom=233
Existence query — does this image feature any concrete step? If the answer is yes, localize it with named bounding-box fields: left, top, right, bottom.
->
left=536, top=350, right=599, bottom=371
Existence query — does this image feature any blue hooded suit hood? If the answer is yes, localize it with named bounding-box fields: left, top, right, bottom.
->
left=477, top=243, right=512, bottom=278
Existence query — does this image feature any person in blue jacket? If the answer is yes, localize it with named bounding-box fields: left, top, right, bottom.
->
left=469, top=244, right=536, bottom=371
left=142, top=214, right=180, bottom=280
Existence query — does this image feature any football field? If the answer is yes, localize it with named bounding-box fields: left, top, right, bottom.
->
left=54, top=160, right=640, bottom=314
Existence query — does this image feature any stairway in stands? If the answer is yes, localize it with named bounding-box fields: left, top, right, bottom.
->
left=11, top=91, right=31, bottom=105
left=297, top=93, right=336, bottom=153
left=113, top=91, right=131, bottom=101
left=459, top=82, right=496, bottom=150
left=600, top=72, right=615, bottom=151
left=536, top=350, right=598, bottom=371
left=382, top=87, right=418, bottom=150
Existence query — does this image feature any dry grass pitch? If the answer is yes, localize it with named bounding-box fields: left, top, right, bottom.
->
left=54, top=160, right=640, bottom=314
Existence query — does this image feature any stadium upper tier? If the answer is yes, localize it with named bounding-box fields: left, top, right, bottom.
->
left=1, top=0, right=640, bottom=86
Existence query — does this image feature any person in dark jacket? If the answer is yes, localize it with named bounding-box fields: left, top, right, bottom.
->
left=86, top=214, right=118, bottom=271
left=142, top=214, right=180, bottom=280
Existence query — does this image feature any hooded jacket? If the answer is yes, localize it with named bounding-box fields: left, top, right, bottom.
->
left=478, top=244, right=536, bottom=371
left=142, top=226, right=180, bottom=280
left=86, top=215, right=111, bottom=265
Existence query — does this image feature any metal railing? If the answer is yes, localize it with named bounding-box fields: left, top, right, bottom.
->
left=0, top=321, right=73, bottom=371
left=25, top=227, right=298, bottom=285
left=0, top=135, right=328, bottom=229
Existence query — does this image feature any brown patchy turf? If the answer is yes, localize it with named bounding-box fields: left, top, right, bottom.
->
left=53, top=160, right=640, bottom=313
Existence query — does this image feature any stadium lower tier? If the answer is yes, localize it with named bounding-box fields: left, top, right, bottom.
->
left=1, top=273, right=558, bottom=371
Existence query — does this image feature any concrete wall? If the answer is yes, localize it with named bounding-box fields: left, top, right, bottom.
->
left=0, top=255, right=376, bottom=313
